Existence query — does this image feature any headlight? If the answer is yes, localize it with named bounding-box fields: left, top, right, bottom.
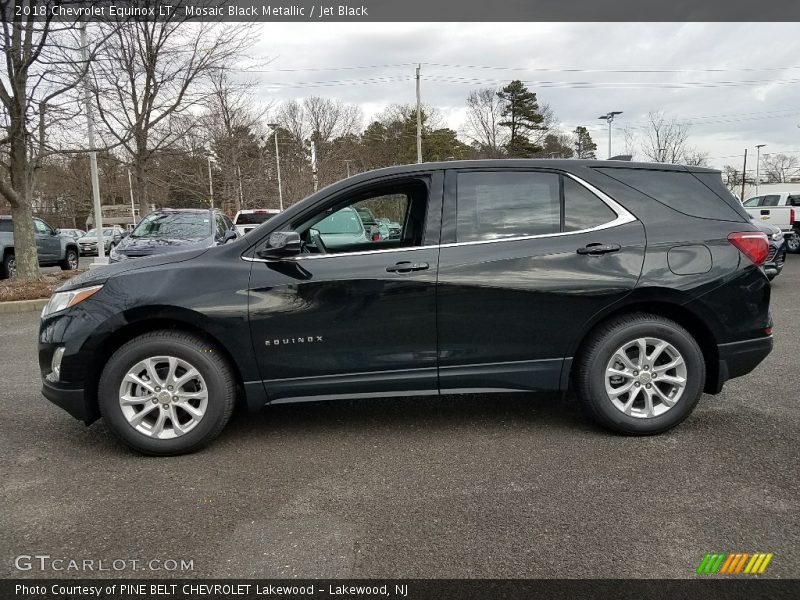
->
left=41, top=284, right=103, bottom=318
left=772, top=231, right=784, bottom=241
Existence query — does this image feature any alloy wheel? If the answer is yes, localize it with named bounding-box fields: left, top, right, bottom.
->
left=605, top=337, right=687, bottom=419
left=118, top=355, right=208, bottom=439
left=7, top=256, right=16, bottom=277
left=787, top=236, right=799, bottom=253
left=67, top=252, right=78, bottom=269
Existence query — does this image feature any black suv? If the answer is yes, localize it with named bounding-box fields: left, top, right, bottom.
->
left=39, top=160, right=773, bottom=455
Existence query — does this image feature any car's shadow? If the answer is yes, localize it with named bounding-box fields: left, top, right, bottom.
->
left=221, top=391, right=598, bottom=439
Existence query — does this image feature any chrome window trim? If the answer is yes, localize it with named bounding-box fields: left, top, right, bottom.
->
left=242, top=172, right=637, bottom=262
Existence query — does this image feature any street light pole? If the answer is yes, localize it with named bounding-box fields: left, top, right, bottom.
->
left=207, top=155, right=215, bottom=209
left=127, top=169, right=136, bottom=227
left=80, top=23, right=106, bottom=263
left=267, top=124, right=284, bottom=211
left=755, top=144, right=766, bottom=196
left=415, top=63, right=422, bottom=164
left=598, top=111, right=623, bottom=159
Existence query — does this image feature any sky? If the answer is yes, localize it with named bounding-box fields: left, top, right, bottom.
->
left=237, top=22, right=800, bottom=171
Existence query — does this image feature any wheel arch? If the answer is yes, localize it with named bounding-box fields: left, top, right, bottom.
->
left=82, top=310, right=248, bottom=420
left=566, top=292, right=721, bottom=394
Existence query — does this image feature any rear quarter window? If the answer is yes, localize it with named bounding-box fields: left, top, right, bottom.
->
left=0, top=220, right=12, bottom=233
left=595, top=168, right=745, bottom=221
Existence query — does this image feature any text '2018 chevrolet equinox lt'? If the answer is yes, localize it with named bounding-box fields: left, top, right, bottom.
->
left=39, top=160, right=773, bottom=455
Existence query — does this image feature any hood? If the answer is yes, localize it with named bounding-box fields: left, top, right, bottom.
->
left=115, top=235, right=212, bottom=257
left=56, top=247, right=210, bottom=292
left=77, top=235, right=110, bottom=243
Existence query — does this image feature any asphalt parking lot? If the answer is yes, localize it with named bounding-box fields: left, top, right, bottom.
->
left=1, top=258, right=798, bottom=579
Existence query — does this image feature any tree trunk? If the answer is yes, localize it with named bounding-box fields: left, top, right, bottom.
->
left=9, top=197, right=40, bottom=279
left=134, top=159, right=150, bottom=220
left=4, top=118, right=41, bottom=280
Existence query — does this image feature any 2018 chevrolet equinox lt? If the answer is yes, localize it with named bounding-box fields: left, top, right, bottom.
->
left=39, top=160, right=773, bottom=455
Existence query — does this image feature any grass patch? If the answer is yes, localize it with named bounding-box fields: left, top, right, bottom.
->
left=0, top=270, right=86, bottom=302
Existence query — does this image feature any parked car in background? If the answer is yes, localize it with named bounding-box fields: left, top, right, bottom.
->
left=109, top=209, right=238, bottom=263
left=376, top=217, right=402, bottom=239
left=353, top=206, right=382, bottom=241
left=233, top=209, right=280, bottom=236
left=0, top=216, right=80, bottom=279
left=311, top=206, right=371, bottom=250
left=40, top=160, right=773, bottom=455
left=57, top=228, right=86, bottom=241
left=750, top=217, right=787, bottom=280
left=78, top=226, right=125, bottom=256
left=742, top=192, right=799, bottom=253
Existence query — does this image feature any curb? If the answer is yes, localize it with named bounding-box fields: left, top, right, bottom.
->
left=0, top=298, right=48, bottom=315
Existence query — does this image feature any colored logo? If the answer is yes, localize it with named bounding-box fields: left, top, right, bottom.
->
left=696, top=552, right=774, bottom=574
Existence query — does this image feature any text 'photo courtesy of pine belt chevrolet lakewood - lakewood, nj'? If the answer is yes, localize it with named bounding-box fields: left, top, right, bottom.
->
left=38, top=160, right=773, bottom=455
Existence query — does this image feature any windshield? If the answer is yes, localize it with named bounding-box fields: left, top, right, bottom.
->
left=131, top=212, right=212, bottom=239
left=236, top=212, right=275, bottom=225
left=314, top=209, right=364, bottom=235
left=85, top=228, right=114, bottom=236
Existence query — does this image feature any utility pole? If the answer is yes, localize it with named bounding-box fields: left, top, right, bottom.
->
left=267, top=124, right=284, bottom=211
left=598, top=111, right=623, bottom=159
left=127, top=169, right=136, bottom=227
left=207, top=156, right=215, bottom=209
left=236, top=164, right=244, bottom=211
left=311, top=140, right=318, bottom=192
left=755, top=144, right=766, bottom=195
left=81, top=24, right=106, bottom=263
left=344, top=159, right=353, bottom=178
left=740, top=148, right=748, bottom=202
left=416, top=64, right=422, bottom=164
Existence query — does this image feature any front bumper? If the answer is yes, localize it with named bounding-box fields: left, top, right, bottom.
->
left=41, top=379, right=97, bottom=424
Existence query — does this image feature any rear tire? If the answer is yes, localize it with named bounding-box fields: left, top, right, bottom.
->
left=98, top=331, right=236, bottom=455
left=0, top=253, right=16, bottom=279
left=787, top=234, right=800, bottom=254
left=60, top=248, right=79, bottom=271
left=574, top=313, right=705, bottom=435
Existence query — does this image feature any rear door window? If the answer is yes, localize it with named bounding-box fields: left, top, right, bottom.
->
left=456, top=171, right=560, bottom=242
left=761, top=195, right=780, bottom=207
left=743, top=197, right=762, bottom=207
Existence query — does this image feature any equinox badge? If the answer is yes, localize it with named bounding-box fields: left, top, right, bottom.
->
left=265, top=336, right=324, bottom=347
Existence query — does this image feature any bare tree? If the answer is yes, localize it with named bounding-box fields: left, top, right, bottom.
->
left=92, top=18, right=255, bottom=218
left=276, top=96, right=362, bottom=187
left=762, top=153, right=799, bottom=183
left=204, top=72, right=270, bottom=212
left=640, top=112, right=692, bottom=163
left=0, top=1, right=104, bottom=279
left=463, top=88, right=506, bottom=157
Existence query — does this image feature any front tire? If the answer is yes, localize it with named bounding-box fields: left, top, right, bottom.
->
left=574, top=313, right=705, bottom=435
left=786, top=234, right=800, bottom=254
left=98, top=331, right=236, bottom=455
left=60, top=248, right=79, bottom=271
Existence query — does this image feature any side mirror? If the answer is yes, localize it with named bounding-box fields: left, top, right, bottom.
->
left=257, top=231, right=302, bottom=259
left=223, top=229, right=237, bottom=243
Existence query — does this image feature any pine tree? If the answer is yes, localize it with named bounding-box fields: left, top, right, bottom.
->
left=497, top=80, right=545, bottom=157
left=573, top=126, right=597, bottom=159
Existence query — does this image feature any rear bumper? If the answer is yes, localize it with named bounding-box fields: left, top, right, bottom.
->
left=708, top=335, right=773, bottom=393
left=41, top=379, right=98, bottom=424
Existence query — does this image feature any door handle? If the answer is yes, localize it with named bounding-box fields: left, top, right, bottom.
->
left=386, top=261, right=429, bottom=273
left=577, top=243, right=621, bottom=256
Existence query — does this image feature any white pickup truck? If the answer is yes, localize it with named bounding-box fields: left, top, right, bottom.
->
left=742, top=192, right=800, bottom=253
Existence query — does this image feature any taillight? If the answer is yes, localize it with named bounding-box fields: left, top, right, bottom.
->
left=372, top=232, right=381, bottom=241
left=728, top=231, right=769, bottom=266
left=790, top=208, right=795, bottom=226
